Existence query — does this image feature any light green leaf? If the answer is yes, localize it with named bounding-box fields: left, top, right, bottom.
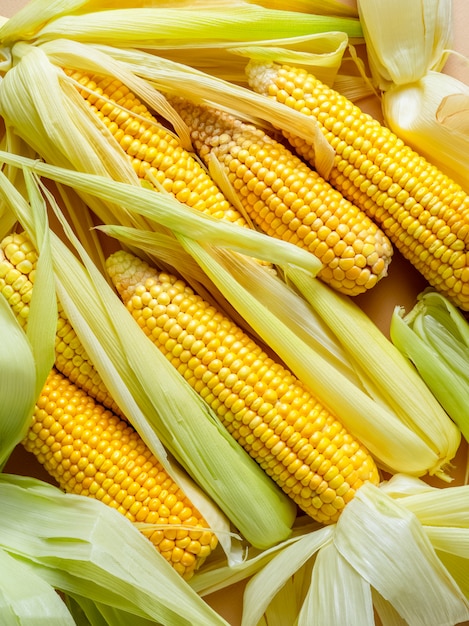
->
left=0, top=473, right=229, bottom=626
left=390, top=290, right=469, bottom=442
left=0, top=169, right=57, bottom=396
left=65, top=593, right=159, bottom=626
left=0, top=295, right=36, bottom=470
left=0, top=548, right=75, bottom=625
left=33, top=5, right=362, bottom=47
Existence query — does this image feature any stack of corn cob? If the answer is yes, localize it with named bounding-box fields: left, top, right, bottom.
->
left=1, top=0, right=469, bottom=625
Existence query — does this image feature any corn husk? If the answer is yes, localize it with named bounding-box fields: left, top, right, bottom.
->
left=0, top=0, right=362, bottom=90
left=244, top=0, right=358, bottom=18
left=191, top=474, right=469, bottom=626
left=0, top=295, right=36, bottom=470
left=390, top=289, right=469, bottom=443
left=5, top=2, right=362, bottom=47
left=0, top=473, right=230, bottom=626
left=357, top=0, right=469, bottom=192
left=0, top=166, right=57, bottom=469
left=1, top=37, right=335, bottom=178
left=285, top=267, right=461, bottom=478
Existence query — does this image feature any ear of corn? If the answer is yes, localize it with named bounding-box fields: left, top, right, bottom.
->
left=0, top=152, right=301, bottom=554
left=0, top=230, right=122, bottom=416
left=63, top=67, right=250, bottom=228
left=106, top=248, right=380, bottom=525
left=166, top=95, right=393, bottom=296
left=245, top=60, right=469, bottom=310
left=23, top=367, right=218, bottom=581
left=177, top=236, right=460, bottom=480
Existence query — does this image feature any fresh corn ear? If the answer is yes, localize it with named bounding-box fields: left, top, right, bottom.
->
left=166, top=95, right=393, bottom=296
left=23, top=368, right=218, bottom=581
left=0, top=230, right=122, bottom=416
left=63, top=67, right=249, bottom=227
left=106, top=248, right=380, bottom=525
left=246, top=60, right=469, bottom=310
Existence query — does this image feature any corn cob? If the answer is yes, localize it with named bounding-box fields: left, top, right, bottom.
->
left=0, top=231, right=121, bottom=416
left=246, top=61, right=469, bottom=311
left=106, top=249, right=380, bottom=525
left=64, top=68, right=247, bottom=227
left=23, top=368, right=217, bottom=580
left=165, top=95, right=393, bottom=296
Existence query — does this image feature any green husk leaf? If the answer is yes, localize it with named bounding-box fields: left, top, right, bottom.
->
left=0, top=473, right=229, bottom=626
left=0, top=169, right=57, bottom=397
left=64, top=593, right=159, bottom=626
left=0, top=148, right=321, bottom=276
left=390, top=289, right=469, bottom=442
left=0, top=294, right=36, bottom=470
left=0, top=547, right=75, bottom=624
left=32, top=5, right=363, bottom=47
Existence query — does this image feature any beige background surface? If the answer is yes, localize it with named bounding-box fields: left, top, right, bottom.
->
left=1, top=1, right=468, bottom=625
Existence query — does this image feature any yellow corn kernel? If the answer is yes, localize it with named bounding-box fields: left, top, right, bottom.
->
left=166, top=95, right=393, bottom=296
left=64, top=68, right=247, bottom=227
left=106, top=249, right=380, bottom=525
left=23, top=368, right=217, bottom=580
left=0, top=231, right=121, bottom=415
left=246, top=61, right=469, bottom=310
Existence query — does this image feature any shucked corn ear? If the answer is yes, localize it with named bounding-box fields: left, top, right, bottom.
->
left=64, top=67, right=247, bottom=228
left=23, top=368, right=217, bottom=581
left=246, top=61, right=469, bottom=310
left=106, top=249, right=380, bottom=525
left=0, top=231, right=121, bottom=416
left=166, top=95, right=393, bottom=296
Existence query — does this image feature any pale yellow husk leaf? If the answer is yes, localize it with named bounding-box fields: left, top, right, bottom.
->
left=357, top=0, right=452, bottom=90
left=233, top=475, right=469, bottom=626
left=358, top=0, right=469, bottom=191
left=383, top=71, right=469, bottom=191
left=285, top=266, right=461, bottom=480
left=0, top=473, right=230, bottom=626
left=34, top=37, right=336, bottom=177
